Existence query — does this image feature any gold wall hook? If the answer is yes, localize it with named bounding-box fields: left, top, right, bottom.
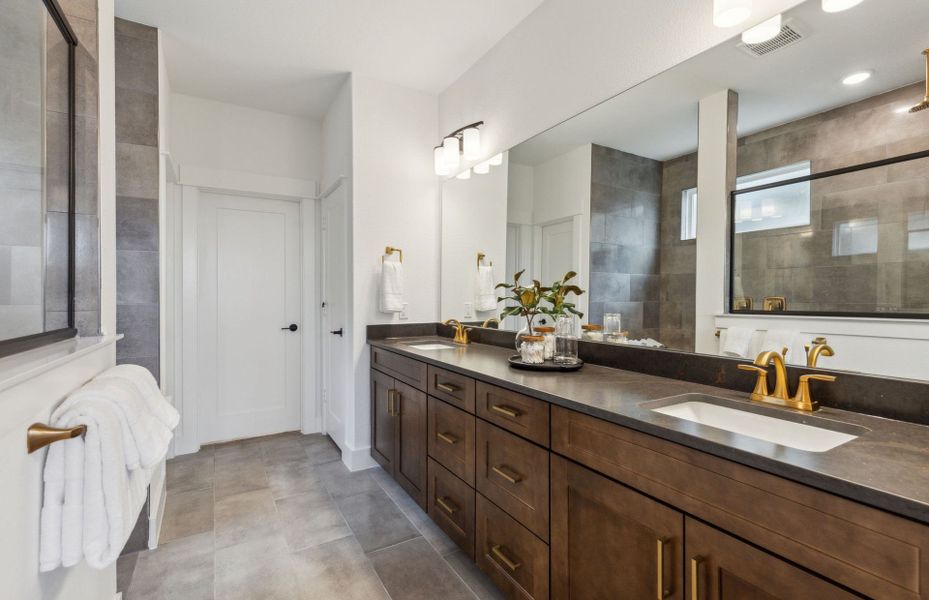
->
left=382, top=246, right=403, bottom=263
left=477, top=252, right=492, bottom=268
left=27, top=423, right=86, bottom=454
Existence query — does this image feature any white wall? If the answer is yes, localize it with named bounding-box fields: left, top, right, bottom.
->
left=322, top=78, right=352, bottom=189
left=441, top=157, right=509, bottom=321
left=438, top=0, right=803, bottom=167
left=347, top=75, right=439, bottom=467
left=531, top=145, right=591, bottom=226
left=169, top=93, right=323, bottom=181
left=506, top=162, right=534, bottom=224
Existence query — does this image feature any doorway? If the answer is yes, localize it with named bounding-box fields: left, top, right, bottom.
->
left=320, top=180, right=349, bottom=451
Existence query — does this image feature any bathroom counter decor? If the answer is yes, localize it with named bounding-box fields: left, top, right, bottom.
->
left=507, top=354, right=584, bottom=372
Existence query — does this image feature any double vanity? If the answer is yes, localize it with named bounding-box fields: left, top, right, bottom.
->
left=369, top=329, right=929, bottom=600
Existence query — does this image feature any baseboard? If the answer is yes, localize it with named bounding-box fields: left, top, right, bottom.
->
left=341, top=443, right=377, bottom=472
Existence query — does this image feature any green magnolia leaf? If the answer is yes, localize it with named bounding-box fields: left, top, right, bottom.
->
left=562, top=271, right=577, bottom=282
left=513, top=269, right=525, bottom=282
left=562, top=285, right=584, bottom=296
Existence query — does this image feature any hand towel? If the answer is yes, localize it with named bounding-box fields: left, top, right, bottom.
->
left=763, top=329, right=804, bottom=365
left=722, top=327, right=753, bottom=358
left=475, top=265, right=497, bottom=312
left=380, top=258, right=405, bottom=313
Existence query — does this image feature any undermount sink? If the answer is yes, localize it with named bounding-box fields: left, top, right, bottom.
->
left=408, top=342, right=457, bottom=350
left=647, top=394, right=863, bottom=453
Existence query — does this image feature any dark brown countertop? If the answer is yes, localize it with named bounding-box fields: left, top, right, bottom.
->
left=370, top=336, right=929, bottom=526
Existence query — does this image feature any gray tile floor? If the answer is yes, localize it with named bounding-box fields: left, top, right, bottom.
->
left=118, top=432, right=504, bottom=600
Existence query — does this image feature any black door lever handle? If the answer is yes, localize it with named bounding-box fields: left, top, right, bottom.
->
left=330, top=328, right=344, bottom=337
left=281, top=324, right=298, bottom=332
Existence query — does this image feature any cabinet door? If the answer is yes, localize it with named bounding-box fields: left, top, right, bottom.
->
left=394, top=380, right=428, bottom=508
left=684, top=518, right=858, bottom=600
left=551, top=455, right=684, bottom=600
left=370, top=369, right=396, bottom=472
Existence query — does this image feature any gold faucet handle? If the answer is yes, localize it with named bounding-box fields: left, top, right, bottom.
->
left=800, top=374, right=836, bottom=384
left=793, top=374, right=837, bottom=411
left=738, top=364, right=769, bottom=401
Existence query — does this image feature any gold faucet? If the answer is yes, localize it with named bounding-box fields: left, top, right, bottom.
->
left=481, top=317, right=500, bottom=329
left=738, top=349, right=836, bottom=412
left=443, top=319, right=471, bottom=345
left=805, top=337, right=834, bottom=368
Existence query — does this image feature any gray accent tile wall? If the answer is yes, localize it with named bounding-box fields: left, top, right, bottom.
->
left=115, top=18, right=159, bottom=381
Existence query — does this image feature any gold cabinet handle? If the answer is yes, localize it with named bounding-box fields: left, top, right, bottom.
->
left=656, top=538, right=672, bottom=599
left=387, top=390, right=395, bottom=416
left=394, top=391, right=402, bottom=417
left=435, top=496, right=458, bottom=515
left=490, top=544, right=521, bottom=572
left=436, top=382, right=460, bottom=394
left=491, top=464, right=523, bottom=484
left=690, top=556, right=704, bottom=600
left=490, top=404, right=521, bottom=419
left=436, top=431, right=459, bottom=445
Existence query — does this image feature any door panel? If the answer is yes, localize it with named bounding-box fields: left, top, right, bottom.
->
left=394, top=380, right=428, bottom=508
left=684, top=518, right=858, bottom=600
left=198, top=192, right=301, bottom=443
left=551, top=455, right=684, bottom=600
left=321, top=183, right=348, bottom=449
left=540, top=218, right=576, bottom=283
left=370, top=369, right=395, bottom=471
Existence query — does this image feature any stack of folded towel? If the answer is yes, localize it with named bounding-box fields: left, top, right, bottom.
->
left=39, top=364, right=179, bottom=572
left=379, top=258, right=405, bottom=313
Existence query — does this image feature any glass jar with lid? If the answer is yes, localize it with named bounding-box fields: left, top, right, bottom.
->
left=519, top=335, right=546, bottom=364
left=581, top=324, right=604, bottom=342
left=534, top=326, right=556, bottom=360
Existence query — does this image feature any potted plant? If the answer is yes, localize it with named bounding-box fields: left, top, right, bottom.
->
left=496, top=270, right=549, bottom=348
left=541, top=271, right=585, bottom=320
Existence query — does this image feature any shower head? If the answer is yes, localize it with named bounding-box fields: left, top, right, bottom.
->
left=910, top=49, right=929, bottom=113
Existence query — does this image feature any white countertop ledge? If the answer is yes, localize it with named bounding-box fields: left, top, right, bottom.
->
left=0, top=335, right=123, bottom=394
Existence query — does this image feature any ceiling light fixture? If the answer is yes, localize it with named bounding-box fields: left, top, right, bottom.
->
left=842, top=71, right=871, bottom=85
left=741, top=14, right=781, bottom=44
left=488, top=153, right=503, bottom=166
left=473, top=160, right=490, bottom=175
left=821, top=0, right=864, bottom=13
left=434, top=121, right=484, bottom=176
left=714, top=0, right=752, bottom=28
left=456, top=168, right=471, bottom=180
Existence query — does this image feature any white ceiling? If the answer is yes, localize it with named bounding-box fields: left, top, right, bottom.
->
left=115, top=0, right=544, bottom=119
left=511, top=0, right=929, bottom=165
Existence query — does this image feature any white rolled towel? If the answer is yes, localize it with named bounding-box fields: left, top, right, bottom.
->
left=475, top=265, right=497, bottom=312
left=721, top=327, right=753, bottom=358
left=379, top=258, right=405, bottom=313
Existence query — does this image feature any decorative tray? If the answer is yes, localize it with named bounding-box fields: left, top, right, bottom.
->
left=507, top=355, right=584, bottom=372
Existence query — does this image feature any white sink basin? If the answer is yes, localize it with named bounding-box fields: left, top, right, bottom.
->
left=651, top=399, right=859, bottom=452
left=408, top=342, right=457, bottom=350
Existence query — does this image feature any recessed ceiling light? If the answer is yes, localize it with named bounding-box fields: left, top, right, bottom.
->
left=714, top=0, right=753, bottom=28
left=895, top=106, right=912, bottom=114
left=822, top=0, right=865, bottom=13
left=742, top=14, right=782, bottom=44
left=842, top=71, right=871, bottom=85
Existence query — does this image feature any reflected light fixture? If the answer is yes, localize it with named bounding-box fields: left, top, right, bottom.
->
left=473, top=160, right=490, bottom=175
left=488, top=153, right=503, bottom=166
left=434, top=121, right=484, bottom=175
left=822, top=0, right=864, bottom=13
left=433, top=147, right=448, bottom=176
left=742, top=14, right=781, bottom=44
left=443, top=136, right=460, bottom=170
left=462, top=127, right=481, bottom=160
left=714, top=0, right=752, bottom=28
left=456, top=168, right=471, bottom=180
left=842, top=71, right=871, bottom=85
left=910, top=49, right=929, bottom=113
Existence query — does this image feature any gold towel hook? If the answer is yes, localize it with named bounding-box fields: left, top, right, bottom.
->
left=382, top=246, right=403, bottom=263
left=477, top=252, right=492, bottom=268
left=27, top=423, right=86, bottom=454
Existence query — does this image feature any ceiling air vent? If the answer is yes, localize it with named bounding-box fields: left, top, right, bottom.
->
left=738, top=24, right=804, bottom=58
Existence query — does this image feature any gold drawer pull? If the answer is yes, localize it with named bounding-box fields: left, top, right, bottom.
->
left=490, top=544, right=521, bottom=572
left=436, top=382, right=460, bottom=394
left=435, top=496, right=459, bottom=515
left=436, top=431, right=459, bottom=445
left=657, top=538, right=672, bottom=599
left=492, top=464, right=523, bottom=484
left=490, top=404, right=521, bottom=419
left=690, top=556, right=704, bottom=600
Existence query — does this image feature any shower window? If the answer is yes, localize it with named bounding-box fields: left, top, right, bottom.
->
left=734, top=161, right=811, bottom=234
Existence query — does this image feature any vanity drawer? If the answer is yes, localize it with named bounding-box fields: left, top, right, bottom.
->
left=476, top=493, right=549, bottom=600
left=428, top=397, right=475, bottom=485
left=371, top=347, right=427, bottom=391
left=476, top=420, right=549, bottom=542
left=476, top=382, right=550, bottom=447
left=428, top=365, right=476, bottom=413
left=427, top=458, right=475, bottom=559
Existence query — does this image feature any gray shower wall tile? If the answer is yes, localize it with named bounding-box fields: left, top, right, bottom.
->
left=115, top=33, right=159, bottom=95
left=47, top=112, right=99, bottom=215
left=0, top=188, right=42, bottom=247
left=590, top=272, right=630, bottom=303
left=116, top=303, right=160, bottom=359
left=117, top=250, right=159, bottom=305
left=115, top=17, right=158, bottom=42
left=116, top=86, right=158, bottom=146
left=117, top=196, right=159, bottom=251
left=116, top=143, right=159, bottom=200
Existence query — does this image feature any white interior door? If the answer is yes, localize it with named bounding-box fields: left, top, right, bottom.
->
left=539, top=218, right=578, bottom=283
left=197, top=192, right=301, bottom=443
left=321, top=183, right=349, bottom=450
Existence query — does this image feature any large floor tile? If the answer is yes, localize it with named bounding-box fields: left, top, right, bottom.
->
left=444, top=549, right=506, bottom=600
left=116, top=550, right=139, bottom=593
left=166, top=452, right=214, bottom=495
left=336, top=488, right=421, bottom=552
left=214, top=488, right=279, bottom=549
left=213, top=462, right=268, bottom=499
left=370, top=537, right=476, bottom=600
left=215, top=533, right=302, bottom=600
left=159, top=487, right=214, bottom=544
left=274, top=488, right=352, bottom=551
left=304, top=436, right=342, bottom=465
left=266, top=460, right=323, bottom=499
left=316, top=460, right=381, bottom=499
left=292, top=536, right=390, bottom=600
left=125, top=532, right=213, bottom=600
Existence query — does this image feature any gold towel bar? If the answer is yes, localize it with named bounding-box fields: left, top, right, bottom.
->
left=382, top=246, right=403, bottom=263
left=477, top=252, right=492, bottom=268
left=27, top=423, right=86, bottom=454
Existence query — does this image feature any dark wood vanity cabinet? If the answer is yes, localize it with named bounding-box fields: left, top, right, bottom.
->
left=370, top=347, right=929, bottom=600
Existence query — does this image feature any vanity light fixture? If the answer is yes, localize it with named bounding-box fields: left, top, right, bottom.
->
left=488, top=153, right=503, bottom=166
left=741, top=14, right=781, bottom=44
left=713, top=0, right=752, bottom=28
left=434, top=121, right=484, bottom=175
left=842, top=71, right=871, bottom=85
left=456, top=168, right=472, bottom=180
left=473, top=160, right=490, bottom=175
left=822, top=0, right=864, bottom=13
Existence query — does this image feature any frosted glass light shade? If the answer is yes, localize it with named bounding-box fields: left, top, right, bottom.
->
left=842, top=71, right=871, bottom=85
left=462, top=127, right=481, bottom=160
left=434, top=147, right=448, bottom=176
left=488, top=153, right=503, bottom=166
left=443, top=136, right=460, bottom=170
left=456, top=168, right=471, bottom=180
left=822, top=0, right=864, bottom=12
left=714, top=0, right=752, bottom=27
left=741, top=14, right=781, bottom=44
left=473, top=160, right=490, bottom=174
